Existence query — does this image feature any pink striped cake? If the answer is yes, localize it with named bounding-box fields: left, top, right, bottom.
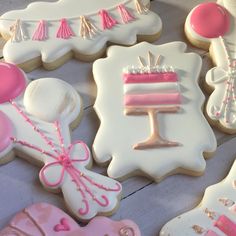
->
left=123, top=65, right=181, bottom=107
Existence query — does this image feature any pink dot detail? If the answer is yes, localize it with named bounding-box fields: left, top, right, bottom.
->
left=0, top=62, right=26, bottom=104
left=0, top=111, right=13, bottom=152
left=190, top=2, right=230, bottom=38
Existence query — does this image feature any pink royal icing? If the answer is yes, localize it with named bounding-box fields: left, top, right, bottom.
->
left=190, top=2, right=230, bottom=38
left=0, top=62, right=26, bottom=104
left=0, top=203, right=141, bottom=236
left=9, top=101, right=121, bottom=216
left=125, top=93, right=181, bottom=106
left=118, top=4, right=135, bottom=24
left=54, top=218, right=71, bottom=232
left=214, top=215, right=236, bottom=236
left=123, top=72, right=178, bottom=84
left=204, top=230, right=220, bottom=236
left=56, top=18, right=75, bottom=39
left=0, top=111, right=13, bottom=152
left=32, top=20, right=48, bottom=41
left=99, top=9, right=118, bottom=30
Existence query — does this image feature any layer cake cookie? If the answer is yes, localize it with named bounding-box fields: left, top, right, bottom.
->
left=92, top=42, right=217, bottom=181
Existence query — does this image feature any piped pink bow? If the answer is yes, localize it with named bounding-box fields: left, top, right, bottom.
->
left=40, top=140, right=90, bottom=188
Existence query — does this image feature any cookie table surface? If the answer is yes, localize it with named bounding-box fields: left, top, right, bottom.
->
left=0, top=0, right=235, bottom=235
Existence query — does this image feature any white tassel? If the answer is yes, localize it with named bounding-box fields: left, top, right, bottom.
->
left=9, top=19, right=27, bottom=42
left=135, top=0, right=149, bottom=14
left=79, top=16, right=98, bottom=39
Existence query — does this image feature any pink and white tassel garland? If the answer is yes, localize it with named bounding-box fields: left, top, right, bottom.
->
left=135, top=0, right=149, bottom=14
left=56, top=18, right=75, bottom=39
left=7, top=0, right=151, bottom=42
left=79, top=16, right=98, bottom=39
left=118, top=4, right=135, bottom=23
left=9, top=19, right=27, bottom=42
left=32, top=20, right=48, bottom=41
left=99, top=9, right=118, bottom=30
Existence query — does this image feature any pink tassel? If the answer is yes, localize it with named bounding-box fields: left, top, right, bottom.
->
left=117, top=4, right=135, bottom=23
left=56, top=18, right=75, bottom=39
left=32, top=20, right=47, bottom=41
left=99, top=10, right=118, bottom=30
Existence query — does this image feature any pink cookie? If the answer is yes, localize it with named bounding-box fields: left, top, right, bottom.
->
left=0, top=203, right=141, bottom=236
left=0, top=62, right=122, bottom=221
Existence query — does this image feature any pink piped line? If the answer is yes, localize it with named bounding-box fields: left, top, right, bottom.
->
left=124, top=93, right=181, bottom=106
left=32, top=20, right=47, bottom=41
left=56, top=18, right=75, bottom=39
left=10, top=100, right=60, bottom=156
left=117, top=4, right=135, bottom=23
left=9, top=100, right=121, bottom=216
left=123, top=72, right=178, bottom=84
left=214, top=215, right=236, bottom=236
left=99, top=9, right=118, bottom=30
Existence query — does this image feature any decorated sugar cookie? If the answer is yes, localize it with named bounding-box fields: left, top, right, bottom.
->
left=0, top=62, right=122, bottom=220
left=92, top=42, right=217, bottom=181
left=0, top=0, right=162, bottom=71
left=0, top=202, right=141, bottom=236
left=160, top=159, right=236, bottom=236
left=185, top=0, right=236, bottom=133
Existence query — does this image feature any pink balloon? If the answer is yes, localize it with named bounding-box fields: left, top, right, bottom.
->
left=190, top=2, right=230, bottom=38
left=0, top=111, right=13, bottom=152
left=0, top=62, right=26, bottom=104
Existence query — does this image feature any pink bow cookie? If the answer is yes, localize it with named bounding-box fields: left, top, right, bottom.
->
left=0, top=203, right=141, bottom=236
left=0, top=62, right=122, bottom=221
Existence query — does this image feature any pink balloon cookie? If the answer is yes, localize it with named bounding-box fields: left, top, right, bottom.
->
left=0, top=62, right=26, bottom=104
left=185, top=0, right=236, bottom=133
left=160, top=159, right=236, bottom=236
left=92, top=42, right=216, bottom=181
left=0, top=203, right=141, bottom=236
left=0, top=0, right=162, bottom=71
left=0, top=62, right=122, bottom=221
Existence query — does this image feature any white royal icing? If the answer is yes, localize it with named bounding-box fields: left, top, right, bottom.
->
left=160, top=159, right=236, bottom=236
left=185, top=0, right=236, bottom=131
left=0, top=0, right=162, bottom=68
left=92, top=42, right=217, bottom=181
left=0, top=76, right=122, bottom=220
left=124, top=82, right=180, bottom=94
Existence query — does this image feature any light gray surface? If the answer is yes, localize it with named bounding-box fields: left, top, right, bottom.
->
left=0, top=1, right=235, bottom=235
